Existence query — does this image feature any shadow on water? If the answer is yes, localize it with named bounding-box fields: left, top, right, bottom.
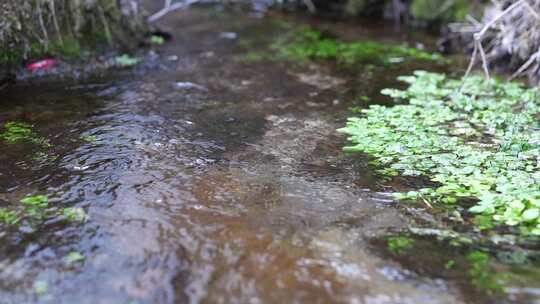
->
left=0, top=5, right=536, bottom=304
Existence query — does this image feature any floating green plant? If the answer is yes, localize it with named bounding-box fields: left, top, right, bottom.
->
left=0, top=121, right=51, bottom=148
left=65, top=251, right=85, bottom=264
left=0, top=194, right=89, bottom=229
left=114, top=54, right=139, bottom=67
left=149, top=35, right=165, bottom=45
left=339, top=71, right=540, bottom=234
left=1, top=122, right=33, bottom=143
left=62, top=207, right=87, bottom=222
left=21, top=195, right=49, bottom=218
left=21, top=195, right=49, bottom=208
left=0, top=208, right=19, bottom=225
left=81, top=135, right=99, bottom=143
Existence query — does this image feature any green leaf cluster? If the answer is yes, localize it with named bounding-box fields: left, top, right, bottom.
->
left=0, top=194, right=86, bottom=226
left=339, top=71, right=540, bottom=234
left=271, top=29, right=445, bottom=67
left=0, top=195, right=50, bottom=225
left=0, top=121, right=51, bottom=148
left=114, top=54, right=139, bottom=67
left=149, top=35, right=165, bottom=45
left=387, top=236, right=414, bottom=254
left=1, top=122, right=33, bottom=143
left=0, top=208, right=19, bottom=225
left=20, top=195, right=49, bottom=218
left=467, top=251, right=505, bottom=293
left=65, top=251, right=85, bottom=264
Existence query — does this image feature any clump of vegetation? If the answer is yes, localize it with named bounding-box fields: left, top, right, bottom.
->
left=267, top=28, right=444, bottom=67
left=1, top=122, right=51, bottom=147
left=0, top=194, right=87, bottom=226
left=0, top=121, right=51, bottom=148
left=20, top=194, right=49, bottom=218
left=339, top=71, right=540, bottom=234
left=149, top=35, right=165, bottom=45
left=65, top=251, right=85, bottom=264
left=80, top=135, right=99, bottom=143
left=114, top=54, right=139, bottom=67
left=409, top=0, right=471, bottom=23
left=467, top=250, right=505, bottom=293
left=1, top=122, right=33, bottom=143
left=0, top=195, right=50, bottom=225
left=0, top=208, right=19, bottom=225
left=387, top=236, right=414, bottom=254
left=21, top=194, right=49, bottom=208
left=62, top=207, right=87, bottom=222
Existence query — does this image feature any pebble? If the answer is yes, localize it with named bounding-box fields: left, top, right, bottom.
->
left=175, top=82, right=208, bottom=91
left=219, top=32, right=238, bottom=39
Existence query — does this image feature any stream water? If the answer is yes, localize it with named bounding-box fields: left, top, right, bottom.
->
left=1, top=6, right=540, bottom=304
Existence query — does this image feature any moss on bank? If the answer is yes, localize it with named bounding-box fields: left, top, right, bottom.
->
left=242, top=27, right=445, bottom=68
left=0, top=0, right=145, bottom=69
left=276, top=29, right=444, bottom=65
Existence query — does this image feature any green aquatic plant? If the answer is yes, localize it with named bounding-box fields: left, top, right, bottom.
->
left=65, top=251, right=85, bottom=264
left=115, top=54, right=139, bottom=67
left=81, top=135, right=99, bottom=143
left=444, top=259, right=456, bottom=270
left=387, top=236, right=414, bottom=254
left=0, top=195, right=50, bottom=226
left=149, top=35, right=165, bottom=45
left=62, top=207, right=87, bottom=222
left=0, top=208, right=19, bottom=225
left=21, top=195, right=49, bottom=208
left=21, top=195, right=49, bottom=218
left=269, top=28, right=444, bottom=67
left=0, top=195, right=88, bottom=227
left=31, top=152, right=58, bottom=163
left=0, top=121, right=51, bottom=148
left=1, top=122, right=33, bottom=143
left=339, top=71, right=540, bottom=234
left=467, top=251, right=505, bottom=293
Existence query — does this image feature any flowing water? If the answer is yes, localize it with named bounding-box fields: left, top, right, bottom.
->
left=1, top=6, right=540, bottom=304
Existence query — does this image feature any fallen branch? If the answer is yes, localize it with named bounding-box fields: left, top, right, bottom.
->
left=462, top=0, right=528, bottom=81
left=303, top=0, right=316, bottom=13
left=148, top=0, right=202, bottom=23
left=510, top=52, right=539, bottom=80
left=523, top=0, right=540, bottom=20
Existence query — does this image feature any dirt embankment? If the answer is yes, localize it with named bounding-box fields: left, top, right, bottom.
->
left=3, top=0, right=539, bottom=85
left=0, top=0, right=145, bottom=73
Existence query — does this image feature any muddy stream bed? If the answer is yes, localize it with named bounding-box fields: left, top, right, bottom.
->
left=1, top=6, right=540, bottom=304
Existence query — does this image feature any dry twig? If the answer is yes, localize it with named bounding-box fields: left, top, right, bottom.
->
left=463, top=0, right=527, bottom=81
left=510, top=52, right=539, bottom=80
left=148, top=0, right=202, bottom=23
left=303, top=0, right=316, bottom=13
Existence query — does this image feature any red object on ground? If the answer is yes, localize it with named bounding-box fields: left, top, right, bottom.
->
left=26, top=59, right=56, bottom=72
